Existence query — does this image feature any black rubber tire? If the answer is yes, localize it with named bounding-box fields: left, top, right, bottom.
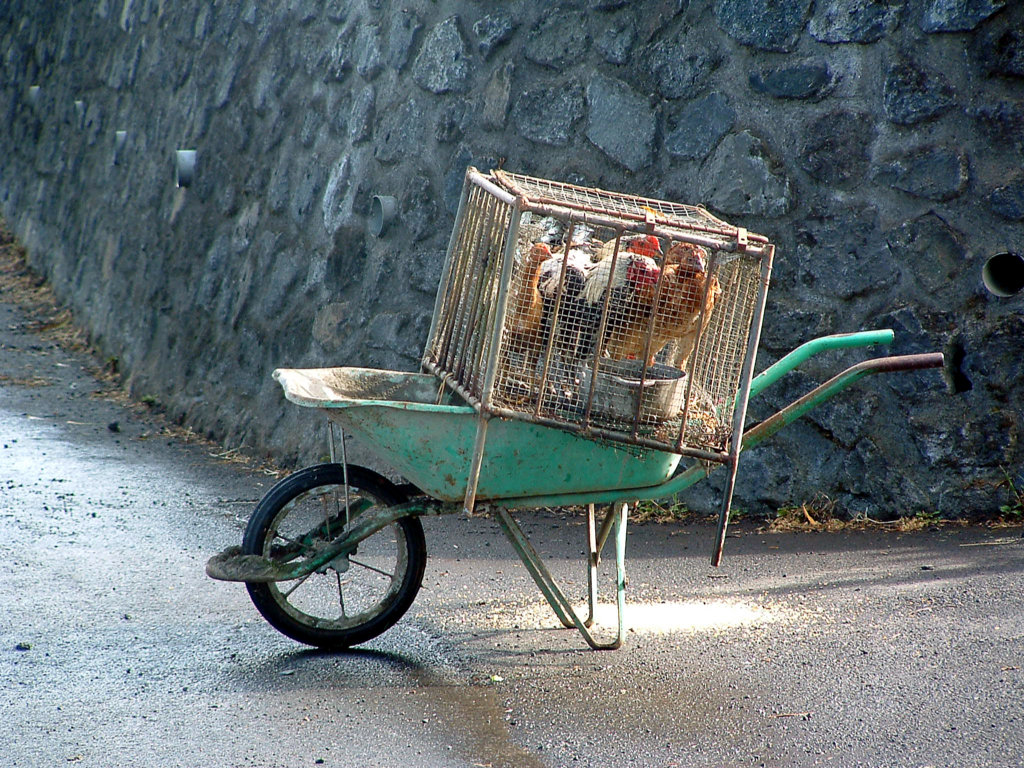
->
left=242, top=464, right=426, bottom=650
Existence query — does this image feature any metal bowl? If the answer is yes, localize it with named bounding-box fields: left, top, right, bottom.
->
left=580, top=360, right=686, bottom=425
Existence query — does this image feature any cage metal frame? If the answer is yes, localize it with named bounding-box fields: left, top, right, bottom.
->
left=423, top=168, right=774, bottom=552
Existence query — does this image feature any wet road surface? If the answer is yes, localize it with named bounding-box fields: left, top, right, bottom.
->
left=3, top=298, right=1024, bottom=768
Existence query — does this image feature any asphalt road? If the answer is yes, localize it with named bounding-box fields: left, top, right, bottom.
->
left=3, top=296, right=1023, bottom=768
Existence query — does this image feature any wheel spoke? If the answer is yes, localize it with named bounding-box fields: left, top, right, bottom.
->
left=334, top=571, right=346, bottom=618
left=348, top=557, right=396, bottom=581
left=322, top=493, right=334, bottom=540
left=280, top=572, right=313, bottom=598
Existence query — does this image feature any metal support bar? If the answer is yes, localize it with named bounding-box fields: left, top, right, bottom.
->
left=595, top=502, right=619, bottom=557
left=495, top=505, right=628, bottom=650
left=207, top=497, right=455, bottom=583
left=462, top=414, right=490, bottom=515
left=495, top=508, right=576, bottom=630
left=461, top=196, right=524, bottom=515
left=586, top=504, right=598, bottom=627
left=584, top=503, right=622, bottom=628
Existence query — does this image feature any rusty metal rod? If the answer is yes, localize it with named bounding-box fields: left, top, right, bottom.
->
left=711, top=244, right=775, bottom=567
left=492, top=169, right=771, bottom=248
left=742, top=352, right=946, bottom=452
left=509, top=198, right=770, bottom=257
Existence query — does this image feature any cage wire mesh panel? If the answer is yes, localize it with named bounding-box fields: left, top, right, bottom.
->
left=423, top=168, right=774, bottom=458
left=428, top=180, right=516, bottom=397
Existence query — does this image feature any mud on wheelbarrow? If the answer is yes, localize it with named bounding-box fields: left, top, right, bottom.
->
left=206, top=169, right=945, bottom=650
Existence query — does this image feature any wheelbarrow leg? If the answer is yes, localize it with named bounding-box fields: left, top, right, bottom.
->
left=614, top=502, right=628, bottom=642
left=711, top=452, right=741, bottom=567
left=495, top=503, right=628, bottom=650
left=585, top=502, right=623, bottom=629
left=586, top=503, right=598, bottom=628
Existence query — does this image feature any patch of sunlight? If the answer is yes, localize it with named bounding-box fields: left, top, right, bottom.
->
left=488, top=599, right=785, bottom=636
left=589, top=600, right=778, bottom=635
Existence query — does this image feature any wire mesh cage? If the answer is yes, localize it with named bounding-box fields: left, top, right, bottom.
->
left=423, top=168, right=775, bottom=459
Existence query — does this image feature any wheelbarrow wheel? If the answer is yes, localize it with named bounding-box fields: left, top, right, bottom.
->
left=242, top=463, right=426, bottom=650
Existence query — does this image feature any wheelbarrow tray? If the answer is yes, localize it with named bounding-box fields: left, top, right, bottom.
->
left=273, top=367, right=681, bottom=503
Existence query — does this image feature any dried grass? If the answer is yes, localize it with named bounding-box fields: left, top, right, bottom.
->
left=763, top=492, right=978, bottom=533
left=0, top=219, right=282, bottom=478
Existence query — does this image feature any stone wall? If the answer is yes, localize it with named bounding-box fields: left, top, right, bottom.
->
left=2, top=0, right=1022, bottom=518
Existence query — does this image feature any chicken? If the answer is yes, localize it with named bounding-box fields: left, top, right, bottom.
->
left=579, top=234, right=664, bottom=359
left=503, top=242, right=553, bottom=372
left=605, top=241, right=723, bottom=369
left=538, top=245, right=591, bottom=349
left=590, top=232, right=662, bottom=264
left=535, top=221, right=598, bottom=311
left=502, top=220, right=604, bottom=381
left=660, top=242, right=723, bottom=370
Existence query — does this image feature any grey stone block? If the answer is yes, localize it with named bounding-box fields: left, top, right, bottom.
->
left=584, top=73, right=655, bottom=171
left=595, top=22, right=634, bottom=65
left=434, top=100, right=468, bottom=144
left=809, top=0, right=902, bottom=43
left=988, top=174, right=1024, bottom=220
left=971, top=16, right=1024, bottom=78
left=349, top=85, right=375, bottom=144
left=412, top=16, right=469, bottom=94
left=664, top=92, right=735, bottom=160
left=374, top=99, right=424, bottom=164
left=354, top=25, right=383, bottom=80
left=643, top=39, right=721, bottom=100
left=523, top=8, right=590, bottom=71
left=387, top=10, right=421, bottom=72
left=715, top=0, right=812, bottom=52
left=920, top=0, right=1006, bottom=32
left=321, top=154, right=352, bottom=234
left=481, top=60, right=514, bottom=131
left=406, top=249, right=446, bottom=295
left=883, top=59, right=956, bottom=126
left=698, top=131, right=792, bottom=217
left=401, top=174, right=439, bottom=243
left=968, top=100, right=1024, bottom=151
left=874, top=145, right=969, bottom=201
left=794, top=206, right=894, bottom=301
left=800, top=110, right=876, bottom=186
left=886, top=212, right=969, bottom=304
left=472, top=12, right=517, bottom=59
left=749, top=60, right=834, bottom=100
left=513, top=82, right=585, bottom=147
left=435, top=100, right=470, bottom=143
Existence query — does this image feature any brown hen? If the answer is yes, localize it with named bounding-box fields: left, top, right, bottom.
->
left=604, top=241, right=722, bottom=369
left=504, top=242, right=553, bottom=372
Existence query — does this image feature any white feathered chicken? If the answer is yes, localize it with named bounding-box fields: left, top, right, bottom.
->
left=578, top=234, right=663, bottom=359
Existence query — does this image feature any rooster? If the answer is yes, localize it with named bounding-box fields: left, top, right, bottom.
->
left=579, top=234, right=664, bottom=359
left=536, top=244, right=593, bottom=369
left=606, top=241, right=723, bottom=369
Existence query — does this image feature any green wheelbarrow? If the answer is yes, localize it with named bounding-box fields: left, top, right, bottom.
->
left=206, top=330, right=943, bottom=650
